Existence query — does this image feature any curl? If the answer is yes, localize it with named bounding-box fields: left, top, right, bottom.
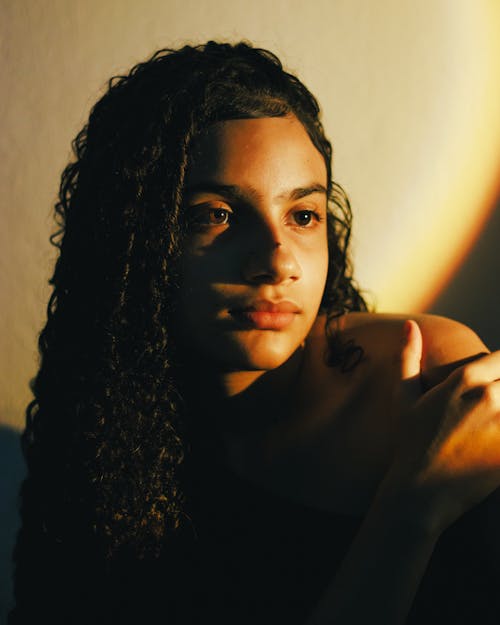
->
left=10, top=41, right=368, bottom=624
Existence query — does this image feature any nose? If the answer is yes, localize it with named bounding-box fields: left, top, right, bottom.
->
left=241, top=233, right=302, bottom=285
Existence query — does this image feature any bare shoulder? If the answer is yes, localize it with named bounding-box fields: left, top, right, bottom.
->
left=338, top=311, right=489, bottom=387
left=284, top=312, right=491, bottom=513
left=303, top=310, right=489, bottom=399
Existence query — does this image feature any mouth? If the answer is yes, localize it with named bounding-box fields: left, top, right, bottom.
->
left=228, top=300, right=300, bottom=330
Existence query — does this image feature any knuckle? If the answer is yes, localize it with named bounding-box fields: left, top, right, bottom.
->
left=482, top=385, right=495, bottom=407
left=454, top=364, right=474, bottom=389
left=483, top=384, right=500, bottom=411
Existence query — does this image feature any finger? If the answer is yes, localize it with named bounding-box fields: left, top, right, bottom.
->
left=397, top=320, right=424, bottom=409
left=461, top=376, right=500, bottom=407
left=450, top=350, right=500, bottom=392
left=401, top=320, right=423, bottom=381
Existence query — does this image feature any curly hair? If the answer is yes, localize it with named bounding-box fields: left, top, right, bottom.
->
left=10, top=41, right=367, bottom=623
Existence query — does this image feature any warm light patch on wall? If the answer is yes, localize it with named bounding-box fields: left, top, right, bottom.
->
left=373, top=4, right=500, bottom=312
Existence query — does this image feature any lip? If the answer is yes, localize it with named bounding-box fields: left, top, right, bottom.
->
left=229, top=299, right=301, bottom=314
left=228, top=299, right=300, bottom=330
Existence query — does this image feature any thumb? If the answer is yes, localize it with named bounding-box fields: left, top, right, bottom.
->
left=399, top=319, right=424, bottom=408
left=401, top=320, right=423, bottom=380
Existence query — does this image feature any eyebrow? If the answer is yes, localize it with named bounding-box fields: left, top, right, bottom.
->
left=184, top=182, right=328, bottom=203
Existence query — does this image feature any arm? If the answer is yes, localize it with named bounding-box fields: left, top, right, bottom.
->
left=306, top=493, right=440, bottom=625
left=308, top=318, right=500, bottom=624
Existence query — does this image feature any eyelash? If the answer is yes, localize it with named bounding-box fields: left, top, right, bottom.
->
left=291, top=209, right=323, bottom=228
left=187, top=206, right=231, bottom=230
left=189, top=206, right=324, bottom=229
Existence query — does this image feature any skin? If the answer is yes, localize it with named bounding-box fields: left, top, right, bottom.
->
left=176, top=113, right=500, bottom=623
left=307, top=320, right=500, bottom=624
left=178, top=115, right=329, bottom=397
left=177, top=113, right=500, bottom=515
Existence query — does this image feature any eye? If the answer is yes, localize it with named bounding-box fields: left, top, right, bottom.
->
left=188, top=205, right=233, bottom=228
left=292, top=209, right=322, bottom=227
left=206, top=208, right=231, bottom=225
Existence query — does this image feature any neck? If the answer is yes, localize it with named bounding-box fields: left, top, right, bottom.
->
left=218, top=369, right=268, bottom=399
left=185, top=346, right=305, bottom=435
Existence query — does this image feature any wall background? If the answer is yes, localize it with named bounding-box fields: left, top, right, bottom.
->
left=1, top=0, right=499, bottom=620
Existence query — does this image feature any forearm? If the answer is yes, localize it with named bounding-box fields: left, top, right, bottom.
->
left=306, top=497, right=440, bottom=625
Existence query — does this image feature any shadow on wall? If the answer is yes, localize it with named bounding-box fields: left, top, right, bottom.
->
left=0, top=426, right=25, bottom=623
left=429, top=198, right=500, bottom=351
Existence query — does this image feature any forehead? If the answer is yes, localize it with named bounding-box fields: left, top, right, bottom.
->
left=186, top=115, right=327, bottom=190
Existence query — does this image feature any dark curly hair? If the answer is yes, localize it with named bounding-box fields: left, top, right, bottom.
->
left=10, top=41, right=367, bottom=623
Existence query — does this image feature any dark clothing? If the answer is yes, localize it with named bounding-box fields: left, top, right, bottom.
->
left=111, top=463, right=500, bottom=624
left=13, top=462, right=500, bottom=624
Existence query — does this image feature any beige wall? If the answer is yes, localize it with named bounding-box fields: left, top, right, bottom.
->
left=2, top=0, right=500, bottom=433
left=1, top=0, right=500, bottom=617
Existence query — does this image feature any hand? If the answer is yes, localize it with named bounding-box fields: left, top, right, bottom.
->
left=377, top=319, right=500, bottom=536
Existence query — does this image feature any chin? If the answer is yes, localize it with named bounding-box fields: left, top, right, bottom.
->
left=214, top=329, right=303, bottom=372
left=233, top=352, right=291, bottom=372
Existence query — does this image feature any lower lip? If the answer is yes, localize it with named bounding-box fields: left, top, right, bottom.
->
left=230, top=310, right=296, bottom=330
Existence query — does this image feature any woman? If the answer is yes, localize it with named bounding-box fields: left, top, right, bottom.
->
left=10, top=41, right=500, bottom=624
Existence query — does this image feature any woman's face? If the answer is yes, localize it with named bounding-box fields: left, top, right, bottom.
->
left=177, top=114, right=329, bottom=373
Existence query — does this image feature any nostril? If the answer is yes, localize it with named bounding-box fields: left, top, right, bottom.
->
left=241, top=242, right=301, bottom=284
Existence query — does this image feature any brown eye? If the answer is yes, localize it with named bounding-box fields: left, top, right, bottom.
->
left=293, top=210, right=318, bottom=227
left=188, top=205, right=233, bottom=228
left=208, top=208, right=231, bottom=225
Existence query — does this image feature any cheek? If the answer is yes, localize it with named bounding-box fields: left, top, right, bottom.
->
left=303, top=244, right=329, bottom=299
left=176, top=254, right=214, bottom=328
left=181, top=237, right=242, bottom=288
left=176, top=246, right=237, bottom=342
